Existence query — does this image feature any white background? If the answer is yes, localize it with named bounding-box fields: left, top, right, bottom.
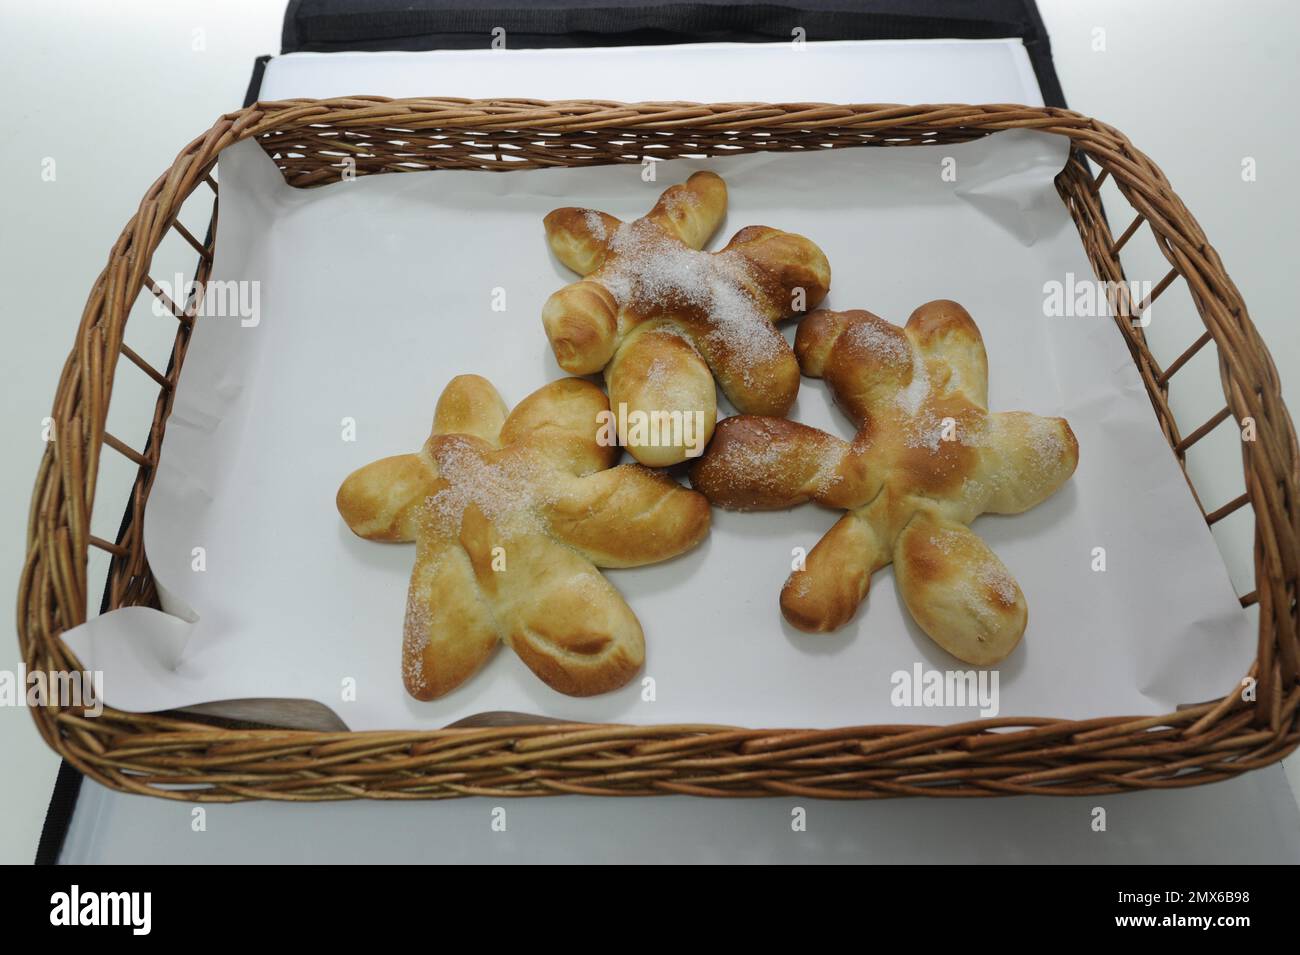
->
left=2, top=0, right=1298, bottom=862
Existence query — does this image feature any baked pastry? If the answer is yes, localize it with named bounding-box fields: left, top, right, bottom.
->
left=542, top=171, right=832, bottom=467
left=690, top=301, right=1078, bottom=665
left=337, top=374, right=710, bottom=699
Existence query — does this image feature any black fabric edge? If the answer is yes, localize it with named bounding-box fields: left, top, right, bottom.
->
left=287, top=7, right=1026, bottom=48
left=244, top=54, right=274, bottom=109
left=1019, top=0, right=1066, bottom=108
left=34, top=761, right=84, bottom=865
left=282, top=0, right=307, bottom=55
left=278, top=1, right=1067, bottom=107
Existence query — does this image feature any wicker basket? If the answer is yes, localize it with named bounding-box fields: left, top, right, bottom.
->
left=18, top=99, right=1300, bottom=801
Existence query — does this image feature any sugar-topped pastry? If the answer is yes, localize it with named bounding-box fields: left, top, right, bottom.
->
left=690, top=301, right=1078, bottom=665
left=541, top=171, right=832, bottom=466
left=337, top=375, right=710, bottom=698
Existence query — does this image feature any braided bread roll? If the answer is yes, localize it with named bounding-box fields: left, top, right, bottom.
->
left=338, top=375, right=710, bottom=699
left=543, top=171, right=831, bottom=467
left=691, top=301, right=1078, bottom=665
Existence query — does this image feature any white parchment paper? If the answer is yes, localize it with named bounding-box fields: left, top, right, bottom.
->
left=64, top=130, right=1254, bottom=729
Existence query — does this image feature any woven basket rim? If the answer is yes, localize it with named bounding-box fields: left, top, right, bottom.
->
left=17, top=98, right=1299, bottom=800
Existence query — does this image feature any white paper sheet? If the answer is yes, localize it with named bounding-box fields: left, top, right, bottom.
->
left=259, top=40, right=1045, bottom=105
left=64, top=129, right=1254, bottom=730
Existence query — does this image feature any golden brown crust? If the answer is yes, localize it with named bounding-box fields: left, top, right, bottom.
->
left=336, top=452, right=439, bottom=542
left=604, top=325, right=717, bottom=469
left=458, top=505, right=644, bottom=697
left=500, top=376, right=617, bottom=474
left=542, top=280, right=619, bottom=375
left=433, top=373, right=509, bottom=444
left=544, top=208, right=620, bottom=275
left=542, top=171, right=831, bottom=465
left=645, top=172, right=728, bottom=248
left=337, top=375, right=710, bottom=698
left=694, top=303, right=1077, bottom=664
left=688, top=415, right=876, bottom=511
left=402, top=537, right=500, bottom=700
left=893, top=513, right=1026, bottom=665
left=780, top=512, right=885, bottom=633
left=544, top=464, right=712, bottom=567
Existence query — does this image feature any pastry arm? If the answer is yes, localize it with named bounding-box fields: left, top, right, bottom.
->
left=979, top=411, right=1079, bottom=514
left=402, top=537, right=500, bottom=699
left=691, top=317, right=801, bottom=417
left=644, top=170, right=728, bottom=249
left=433, top=374, right=508, bottom=444
left=500, top=377, right=617, bottom=476
left=543, top=207, right=620, bottom=275
left=542, top=279, right=621, bottom=375
left=458, top=505, right=644, bottom=697
left=336, top=450, right=439, bottom=542
left=893, top=512, right=1026, bottom=665
left=543, top=465, right=710, bottom=568
left=723, top=225, right=831, bottom=317
left=795, top=309, right=912, bottom=427
left=781, top=511, right=886, bottom=632
left=606, top=325, right=717, bottom=467
left=689, top=415, right=876, bottom=511
left=904, top=300, right=990, bottom=409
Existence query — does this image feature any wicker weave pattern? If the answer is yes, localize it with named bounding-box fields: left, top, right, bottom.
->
left=17, top=99, right=1300, bottom=800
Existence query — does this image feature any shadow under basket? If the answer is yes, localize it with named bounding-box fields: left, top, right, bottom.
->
left=18, top=99, right=1300, bottom=801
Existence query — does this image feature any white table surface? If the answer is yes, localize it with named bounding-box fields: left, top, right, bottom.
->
left=1, top=0, right=1297, bottom=863
left=58, top=767, right=1300, bottom=864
